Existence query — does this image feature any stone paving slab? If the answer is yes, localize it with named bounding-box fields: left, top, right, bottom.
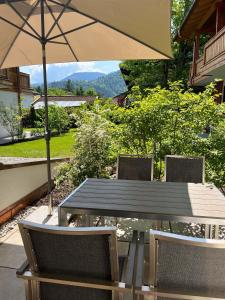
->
left=25, top=205, right=58, bottom=225
left=0, top=206, right=58, bottom=300
left=0, top=228, right=25, bottom=269
left=0, top=268, right=25, bottom=300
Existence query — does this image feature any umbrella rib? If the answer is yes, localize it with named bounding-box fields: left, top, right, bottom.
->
left=45, top=0, right=72, bottom=39
left=6, top=0, right=41, bottom=39
left=0, top=15, right=39, bottom=41
left=0, top=0, right=41, bottom=69
left=47, top=21, right=97, bottom=42
left=45, top=0, right=79, bottom=61
left=48, top=0, right=172, bottom=59
left=48, top=40, right=67, bottom=45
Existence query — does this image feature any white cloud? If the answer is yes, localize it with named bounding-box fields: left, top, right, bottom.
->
left=76, top=62, right=103, bottom=73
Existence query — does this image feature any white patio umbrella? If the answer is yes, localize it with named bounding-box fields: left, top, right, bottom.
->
left=0, top=0, right=172, bottom=215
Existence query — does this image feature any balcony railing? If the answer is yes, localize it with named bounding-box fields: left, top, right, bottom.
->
left=0, top=69, right=8, bottom=79
left=19, top=72, right=30, bottom=90
left=0, top=68, right=30, bottom=90
left=190, top=26, right=225, bottom=84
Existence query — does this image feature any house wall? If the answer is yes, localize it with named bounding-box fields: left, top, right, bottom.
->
left=21, top=92, right=34, bottom=108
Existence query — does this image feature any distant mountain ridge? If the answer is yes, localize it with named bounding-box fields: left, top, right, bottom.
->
left=44, top=70, right=127, bottom=98
left=63, top=71, right=105, bottom=82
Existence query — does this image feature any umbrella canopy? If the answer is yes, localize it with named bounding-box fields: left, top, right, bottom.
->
left=0, top=0, right=172, bottom=68
left=0, top=0, right=172, bottom=215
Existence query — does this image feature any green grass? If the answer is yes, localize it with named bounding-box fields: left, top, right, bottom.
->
left=0, top=129, right=76, bottom=158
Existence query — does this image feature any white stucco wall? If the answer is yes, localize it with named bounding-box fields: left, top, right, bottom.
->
left=0, top=91, right=18, bottom=139
left=21, top=92, right=34, bottom=108
left=0, top=161, right=58, bottom=212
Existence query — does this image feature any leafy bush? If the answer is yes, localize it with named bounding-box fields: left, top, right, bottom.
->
left=55, top=109, right=112, bottom=186
left=113, top=82, right=225, bottom=184
left=0, top=101, right=22, bottom=141
left=56, top=82, right=225, bottom=188
left=22, top=106, right=36, bottom=128
left=30, top=127, right=44, bottom=137
left=35, top=105, right=70, bottom=135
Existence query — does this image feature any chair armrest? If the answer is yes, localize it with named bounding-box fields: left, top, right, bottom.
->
left=121, top=230, right=138, bottom=288
left=17, top=270, right=132, bottom=292
left=16, top=259, right=29, bottom=276
left=135, top=231, right=145, bottom=290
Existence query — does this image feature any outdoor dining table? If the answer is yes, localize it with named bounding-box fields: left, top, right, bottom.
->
left=58, top=178, right=225, bottom=238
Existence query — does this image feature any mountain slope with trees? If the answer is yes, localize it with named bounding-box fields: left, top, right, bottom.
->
left=62, top=72, right=105, bottom=82
left=38, top=70, right=127, bottom=97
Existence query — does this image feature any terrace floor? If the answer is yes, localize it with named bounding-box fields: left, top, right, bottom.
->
left=0, top=206, right=59, bottom=300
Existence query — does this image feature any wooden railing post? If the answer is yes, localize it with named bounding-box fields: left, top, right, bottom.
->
left=192, top=32, right=200, bottom=78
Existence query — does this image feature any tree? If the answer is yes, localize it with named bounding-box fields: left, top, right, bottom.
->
left=75, top=85, right=85, bottom=96
left=48, top=105, right=70, bottom=134
left=113, top=82, right=225, bottom=183
left=34, top=105, right=70, bottom=135
left=55, top=109, right=112, bottom=186
left=65, top=79, right=74, bottom=93
left=85, top=87, right=97, bottom=96
left=120, top=0, right=193, bottom=90
left=0, top=102, right=22, bottom=141
left=35, top=86, right=43, bottom=95
left=48, top=87, right=69, bottom=96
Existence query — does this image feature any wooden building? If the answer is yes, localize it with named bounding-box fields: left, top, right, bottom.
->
left=177, top=0, right=225, bottom=103
left=0, top=67, right=33, bottom=138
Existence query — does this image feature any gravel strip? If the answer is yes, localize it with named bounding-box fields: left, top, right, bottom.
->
left=0, top=182, right=73, bottom=239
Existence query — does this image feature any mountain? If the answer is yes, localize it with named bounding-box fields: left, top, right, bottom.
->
left=90, top=71, right=127, bottom=97
left=47, top=70, right=127, bottom=98
left=62, top=71, right=105, bottom=82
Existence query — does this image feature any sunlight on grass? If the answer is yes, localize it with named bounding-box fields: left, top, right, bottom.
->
left=0, top=129, right=76, bottom=158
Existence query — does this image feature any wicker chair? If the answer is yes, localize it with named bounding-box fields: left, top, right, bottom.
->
left=117, top=154, right=153, bottom=181
left=17, top=221, right=138, bottom=300
left=135, top=230, right=225, bottom=300
left=165, top=155, right=205, bottom=183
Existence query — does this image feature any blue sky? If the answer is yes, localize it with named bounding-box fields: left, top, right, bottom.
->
left=21, top=61, right=121, bottom=84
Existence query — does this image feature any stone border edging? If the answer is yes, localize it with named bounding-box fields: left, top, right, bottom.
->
left=0, top=157, right=70, bottom=170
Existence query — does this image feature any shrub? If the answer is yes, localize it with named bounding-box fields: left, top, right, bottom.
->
left=55, top=109, right=112, bottom=187
left=22, top=106, right=36, bottom=128
left=34, top=105, right=70, bottom=135
left=0, top=101, right=22, bottom=141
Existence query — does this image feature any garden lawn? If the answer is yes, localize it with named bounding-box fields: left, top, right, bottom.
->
left=0, top=129, right=75, bottom=158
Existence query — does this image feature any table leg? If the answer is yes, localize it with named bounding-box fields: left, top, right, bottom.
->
left=58, top=208, right=68, bottom=226
left=214, top=225, right=219, bottom=239
left=205, top=224, right=219, bottom=239
left=205, top=225, right=212, bottom=239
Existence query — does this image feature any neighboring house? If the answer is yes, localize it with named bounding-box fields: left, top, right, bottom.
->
left=176, top=0, right=225, bottom=103
left=0, top=67, right=34, bottom=139
left=113, top=92, right=128, bottom=107
left=32, top=95, right=97, bottom=109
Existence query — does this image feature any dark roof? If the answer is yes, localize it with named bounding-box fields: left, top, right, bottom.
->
left=175, top=0, right=217, bottom=41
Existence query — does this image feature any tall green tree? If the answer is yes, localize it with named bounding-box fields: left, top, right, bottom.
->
left=65, top=79, right=74, bottom=93
left=120, top=0, right=193, bottom=90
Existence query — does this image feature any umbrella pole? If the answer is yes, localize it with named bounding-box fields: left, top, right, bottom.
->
left=41, top=0, right=53, bottom=216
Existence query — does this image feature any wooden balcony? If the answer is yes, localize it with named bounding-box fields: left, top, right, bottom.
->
left=0, top=68, right=31, bottom=91
left=0, top=69, right=8, bottom=79
left=190, top=26, right=225, bottom=85
left=19, top=72, right=30, bottom=90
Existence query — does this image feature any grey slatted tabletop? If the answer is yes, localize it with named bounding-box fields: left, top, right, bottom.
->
left=58, top=178, right=225, bottom=226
